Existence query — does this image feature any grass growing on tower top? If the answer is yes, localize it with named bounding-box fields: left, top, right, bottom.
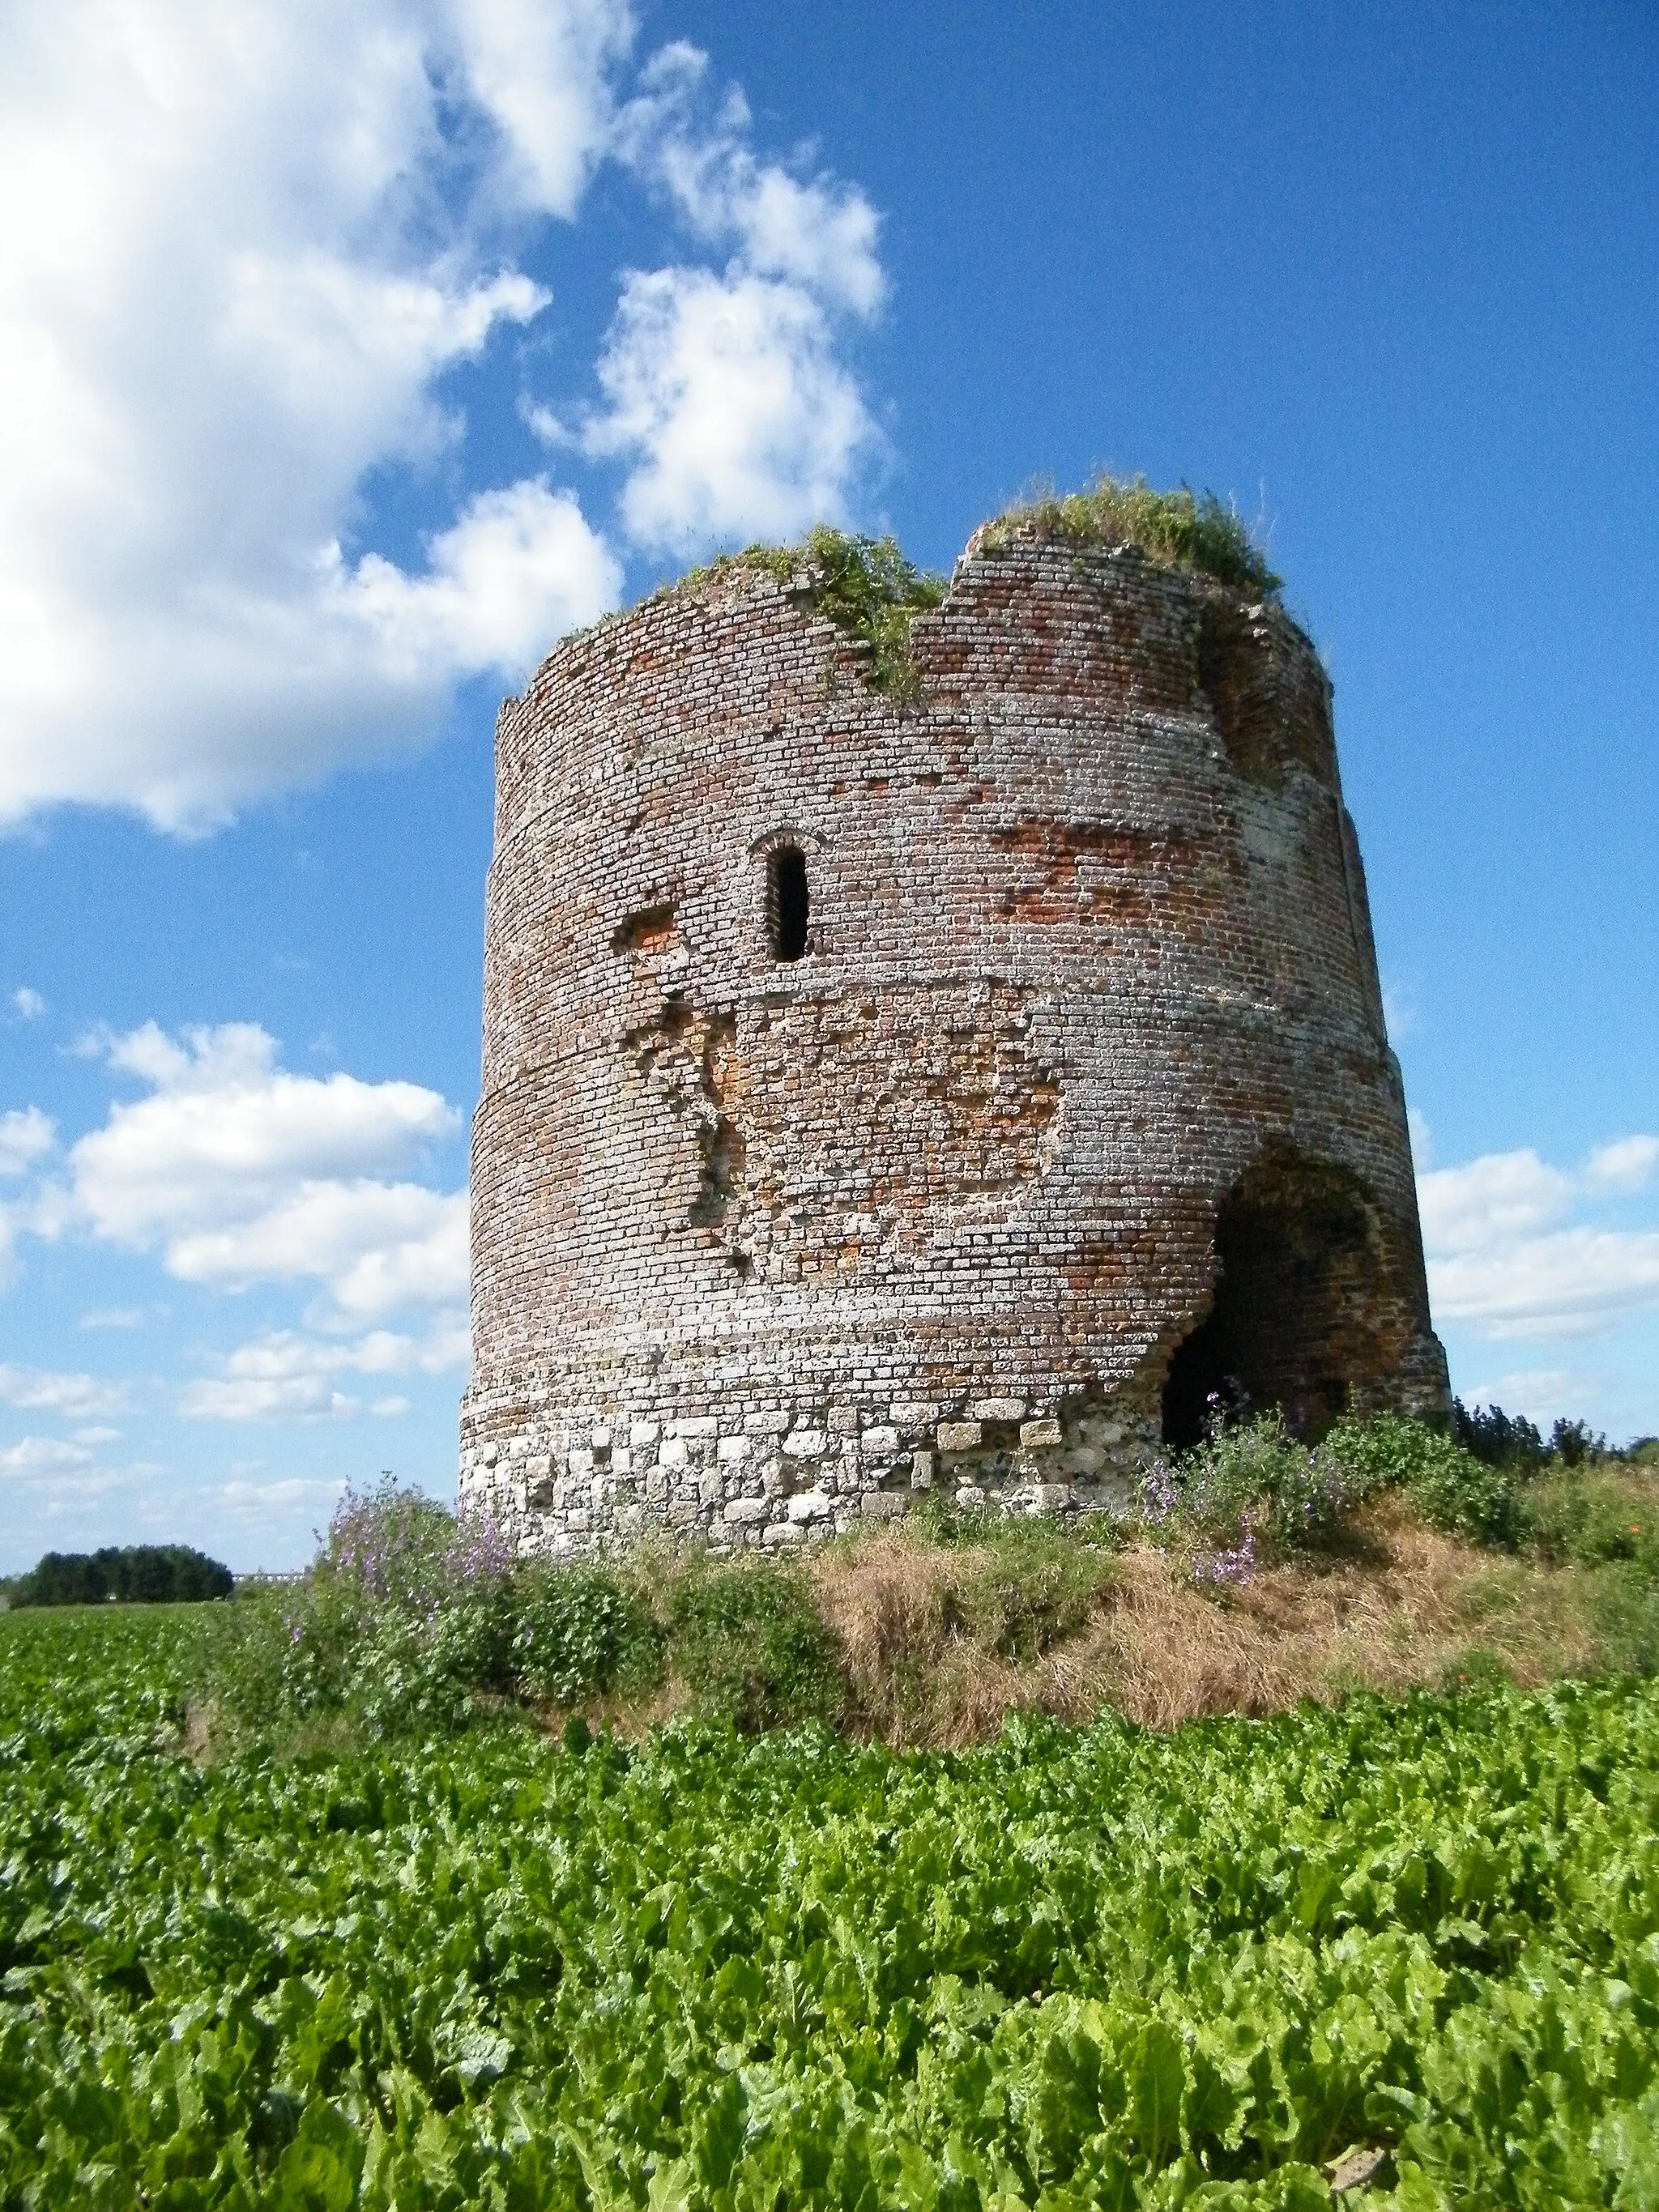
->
left=655, top=482, right=1279, bottom=688
left=981, top=473, right=1283, bottom=596
left=663, top=525, right=946, bottom=697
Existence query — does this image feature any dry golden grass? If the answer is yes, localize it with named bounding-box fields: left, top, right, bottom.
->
left=808, top=1499, right=1614, bottom=1748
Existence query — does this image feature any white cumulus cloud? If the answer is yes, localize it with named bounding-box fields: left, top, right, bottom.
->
left=1430, top=1229, right=1659, bottom=1340
left=0, top=0, right=886, bottom=830
left=565, top=40, right=885, bottom=552
left=0, top=0, right=638, bottom=831
left=582, top=266, right=878, bottom=552
left=64, top=1022, right=466, bottom=1323
left=1422, top=1133, right=1659, bottom=1340
left=0, top=1363, right=129, bottom=1418
left=168, top=1182, right=467, bottom=1315
left=71, top=1023, right=455, bottom=1239
left=0, top=1435, right=95, bottom=1476
left=327, top=479, right=621, bottom=682
left=180, top=1320, right=467, bottom=1421
left=1463, top=1367, right=1591, bottom=1427
left=12, top=987, right=45, bottom=1020
left=1584, top=1136, right=1659, bottom=1196
left=213, top=1474, right=348, bottom=1523
left=0, top=1107, right=53, bottom=1177
left=617, top=44, right=885, bottom=314
left=1418, top=1149, right=1574, bottom=1253
left=446, top=0, right=633, bottom=215
left=181, top=1375, right=363, bottom=1422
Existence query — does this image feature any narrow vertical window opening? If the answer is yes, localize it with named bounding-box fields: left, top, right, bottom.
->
left=766, top=845, right=810, bottom=961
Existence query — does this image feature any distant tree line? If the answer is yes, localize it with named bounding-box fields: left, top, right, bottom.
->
left=5, top=1545, right=233, bottom=1608
left=1452, top=1400, right=1610, bottom=1471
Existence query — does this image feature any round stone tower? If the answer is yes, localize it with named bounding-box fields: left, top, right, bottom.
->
left=460, top=515, right=1448, bottom=1553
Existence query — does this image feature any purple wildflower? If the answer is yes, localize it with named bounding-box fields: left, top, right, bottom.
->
left=1191, top=1531, right=1258, bottom=1589
left=1137, top=1458, right=1182, bottom=1523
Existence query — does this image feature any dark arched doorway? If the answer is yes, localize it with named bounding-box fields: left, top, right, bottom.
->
left=1162, top=1151, right=1397, bottom=1447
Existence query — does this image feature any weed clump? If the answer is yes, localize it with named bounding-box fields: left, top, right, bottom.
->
left=1525, top=1468, right=1659, bottom=1572
left=663, top=525, right=945, bottom=698
left=979, top=474, right=1282, bottom=596
left=904, top=1498, right=1119, bottom=1656
left=212, top=1480, right=840, bottom=1747
left=665, top=1561, right=844, bottom=1731
left=215, top=1479, right=518, bottom=1741
left=1324, top=1412, right=1526, bottom=1549
left=1131, top=1410, right=1366, bottom=1587
left=511, top=1562, right=663, bottom=1704
left=805, top=526, right=946, bottom=697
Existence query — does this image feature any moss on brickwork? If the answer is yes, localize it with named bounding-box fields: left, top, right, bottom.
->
left=663, top=526, right=946, bottom=697
left=981, top=475, right=1282, bottom=598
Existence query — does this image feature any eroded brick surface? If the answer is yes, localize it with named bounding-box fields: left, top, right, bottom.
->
left=461, top=526, right=1448, bottom=1554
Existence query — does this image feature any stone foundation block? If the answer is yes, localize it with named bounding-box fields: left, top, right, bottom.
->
left=973, top=1398, right=1026, bottom=1422
left=861, top=1491, right=909, bottom=1519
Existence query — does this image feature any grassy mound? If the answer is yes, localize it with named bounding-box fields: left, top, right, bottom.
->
left=197, top=1419, right=1659, bottom=1758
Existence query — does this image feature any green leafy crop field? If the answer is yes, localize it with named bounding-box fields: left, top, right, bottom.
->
left=4, top=1605, right=1659, bottom=2210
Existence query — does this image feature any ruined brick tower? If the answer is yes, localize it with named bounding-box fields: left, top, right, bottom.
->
left=460, top=509, right=1448, bottom=1553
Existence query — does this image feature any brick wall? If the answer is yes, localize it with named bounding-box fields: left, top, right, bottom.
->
left=460, top=525, right=1448, bottom=1553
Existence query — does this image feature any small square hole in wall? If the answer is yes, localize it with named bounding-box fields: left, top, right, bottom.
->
left=766, top=846, right=809, bottom=961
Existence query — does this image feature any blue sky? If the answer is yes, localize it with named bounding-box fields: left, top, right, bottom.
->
left=2, top=0, right=1654, bottom=1572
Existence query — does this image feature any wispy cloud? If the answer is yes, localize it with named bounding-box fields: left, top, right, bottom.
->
left=0, top=1362, right=129, bottom=1418
left=570, top=44, right=885, bottom=552
left=179, top=1323, right=467, bottom=1422
left=0, top=1434, right=93, bottom=1475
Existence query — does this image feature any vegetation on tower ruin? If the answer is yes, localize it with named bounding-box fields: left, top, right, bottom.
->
left=982, top=473, right=1284, bottom=597
left=659, top=479, right=1277, bottom=704
left=801, top=525, right=948, bottom=695
left=664, top=524, right=947, bottom=697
